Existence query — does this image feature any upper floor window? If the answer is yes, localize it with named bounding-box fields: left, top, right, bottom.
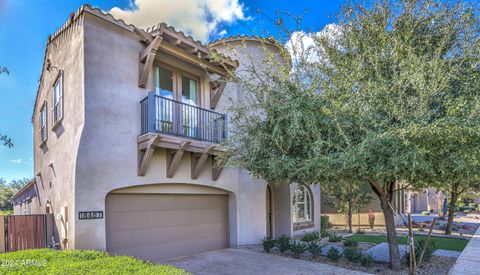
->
left=39, top=102, right=48, bottom=144
left=154, top=64, right=199, bottom=106
left=52, top=71, right=63, bottom=126
left=292, top=185, right=312, bottom=223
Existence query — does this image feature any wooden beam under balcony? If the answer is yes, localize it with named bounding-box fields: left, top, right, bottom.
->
left=166, top=141, right=191, bottom=178
left=138, top=135, right=162, bottom=176
left=212, top=155, right=226, bottom=181
left=191, top=145, right=215, bottom=179
left=210, top=80, right=227, bottom=109
left=138, top=133, right=226, bottom=154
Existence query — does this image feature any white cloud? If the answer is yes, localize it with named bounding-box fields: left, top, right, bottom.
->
left=218, top=29, right=227, bottom=37
left=285, top=24, right=342, bottom=65
left=109, top=0, right=248, bottom=42
left=10, top=158, right=23, bottom=164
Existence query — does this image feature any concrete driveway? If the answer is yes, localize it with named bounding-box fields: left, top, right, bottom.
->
left=163, top=248, right=369, bottom=275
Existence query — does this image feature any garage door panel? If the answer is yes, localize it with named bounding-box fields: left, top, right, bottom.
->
left=106, top=193, right=229, bottom=260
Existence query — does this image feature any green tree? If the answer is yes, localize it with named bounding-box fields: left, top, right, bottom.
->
left=322, top=181, right=372, bottom=233
left=0, top=178, right=30, bottom=211
left=226, top=0, right=479, bottom=270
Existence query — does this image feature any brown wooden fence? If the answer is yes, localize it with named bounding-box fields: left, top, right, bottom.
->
left=5, top=215, right=47, bottom=252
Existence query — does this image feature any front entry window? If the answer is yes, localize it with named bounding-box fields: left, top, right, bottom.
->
left=292, top=185, right=312, bottom=223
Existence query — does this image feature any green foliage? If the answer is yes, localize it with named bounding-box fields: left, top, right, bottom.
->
left=0, top=178, right=31, bottom=211
left=326, top=246, right=341, bottom=261
left=301, top=232, right=319, bottom=246
left=343, top=238, right=358, bottom=247
left=320, top=229, right=329, bottom=238
left=320, top=216, right=329, bottom=231
left=262, top=237, right=276, bottom=253
left=421, top=211, right=431, bottom=216
left=0, top=210, right=13, bottom=216
left=227, top=0, right=480, bottom=269
left=406, top=239, right=437, bottom=263
left=308, top=243, right=323, bottom=257
left=0, top=249, right=185, bottom=274
left=343, top=247, right=363, bottom=262
left=0, top=133, right=13, bottom=148
left=328, top=232, right=342, bottom=242
left=277, top=234, right=291, bottom=253
left=360, top=253, right=375, bottom=268
left=290, top=241, right=307, bottom=258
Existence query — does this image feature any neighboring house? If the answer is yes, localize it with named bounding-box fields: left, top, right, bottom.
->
left=321, top=188, right=406, bottom=228
left=11, top=179, right=40, bottom=215
left=12, top=5, right=321, bottom=261
left=406, top=188, right=447, bottom=214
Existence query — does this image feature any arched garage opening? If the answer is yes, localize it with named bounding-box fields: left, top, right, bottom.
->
left=105, top=183, right=236, bottom=261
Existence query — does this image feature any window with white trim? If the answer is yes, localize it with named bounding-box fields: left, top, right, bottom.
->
left=39, top=102, right=48, bottom=144
left=52, top=71, right=63, bottom=125
left=292, top=185, right=312, bottom=223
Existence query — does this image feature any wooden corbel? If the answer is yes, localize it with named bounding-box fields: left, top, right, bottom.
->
left=210, top=78, right=227, bottom=109
left=212, top=155, right=226, bottom=181
left=138, top=36, right=163, bottom=88
left=166, top=141, right=191, bottom=178
left=138, top=135, right=161, bottom=176
left=191, top=145, right=215, bottom=179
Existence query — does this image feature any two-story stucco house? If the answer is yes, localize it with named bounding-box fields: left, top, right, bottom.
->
left=12, top=5, right=321, bottom=261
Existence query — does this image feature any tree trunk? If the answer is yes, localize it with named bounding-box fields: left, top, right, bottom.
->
left=369, top=181, right=401, bottom=271
left=380, top=196, right=402, bottom=271
left=347, top=209, right=353, bottom=233
left=445, top=187, right=458, bottom=235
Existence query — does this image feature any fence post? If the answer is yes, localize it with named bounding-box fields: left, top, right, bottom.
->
left=147, top=91, right=156, bottom=133
left=0, top=216, right=5, bottom=253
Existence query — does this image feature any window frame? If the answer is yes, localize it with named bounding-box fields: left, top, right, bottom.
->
left=292, top=185, right=313, bottom=223
left=153, top=61, right=202, bottom=107
left=51, top=70, right=64, bottom=128
left=39, top=101, right=48, bottom=145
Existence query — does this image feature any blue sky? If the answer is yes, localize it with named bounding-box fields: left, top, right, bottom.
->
left=0, top=0, right=344, bottom=180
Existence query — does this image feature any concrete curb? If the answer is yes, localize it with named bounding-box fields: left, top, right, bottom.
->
left=449, top=226, right=480, bottom=275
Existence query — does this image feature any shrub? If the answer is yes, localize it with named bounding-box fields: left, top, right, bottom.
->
left=469, top=203, right=477, bottom=208
left=321, top=216, right=329, bottom=230
left=343, top=238, right=358, bottom=247
left=458, top=202, right=466, bottom=208
left=320, top=229, right=329, bottom=238
left=343, top=247, right=363, bottom=262
left=368, top=210, right=375, bottom=229
left=0, top=249, right=184, bottom=274
left=301, top=232, right=320, bottom=246
left=356, top=227, right=366, bottom=234
left=290, top=241, right=307, bottom=258
left=360, top=253, right=375, bottom=268
left=406, top=239, right=437, bottom=263
left=262, top=237, right=276, bottom=253
left=277, top=234, right=291, bottom=253
left=0, top=210, right=13, bottom=216
left=308, top=243, right=323, bottom=257
left=421, top=211, right=430, bottom=216
left=463, top=209, right=471, bottom=214
left=326, top=246, right=341, bottom=261
left=328, top=232, right=342, bottom=242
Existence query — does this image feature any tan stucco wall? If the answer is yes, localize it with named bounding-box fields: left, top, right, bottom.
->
left=30, top=14, right=86, bottom=249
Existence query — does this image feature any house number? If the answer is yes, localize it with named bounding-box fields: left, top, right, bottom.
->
left=78, top=211, right=104, bottom=220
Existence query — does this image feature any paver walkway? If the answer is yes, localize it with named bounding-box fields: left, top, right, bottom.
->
left=164, top=248, right=369, bottom=275
left=366, top=243, right=461, bottom=262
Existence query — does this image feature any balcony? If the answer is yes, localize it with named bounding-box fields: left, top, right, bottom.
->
left=140, top=92, right=227, bottom=143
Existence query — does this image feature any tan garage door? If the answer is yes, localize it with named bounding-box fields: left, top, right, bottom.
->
left=106, top=193, right=229, bottom=261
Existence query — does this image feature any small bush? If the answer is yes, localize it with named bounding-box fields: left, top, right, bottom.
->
left=321, top=216, right=330, bottom=230
left=262, top=237, right=276, bottom=253
left=0, top=210, right=13, bottom=216
left=356, top=228, right=366, bottom=234
left=463, top=209, right=471, bottom=214
left=290, top=241, right=307, bottom=258
left=308, top=243, right=323, bottom=257
left=326, top=246, right=341, bottom=261
left=406, top=239, right=437, bottom=263
left=277, top=234, right=291, bottom=253
left=343, top=247, right=362, bottom=262
left=360, top=253, right=375, bottom=268
left=421, top=211, right=430, bottom=216
left=328, top=232, right=342, bottom=242
left=343, top=238, right=358, bottom=247
left=301, top=232, right=320, bottom=245
left=320, top=229, right=329, bottom=238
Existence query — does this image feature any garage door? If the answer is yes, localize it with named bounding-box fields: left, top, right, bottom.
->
left=106, top=193, right=229, bottom=261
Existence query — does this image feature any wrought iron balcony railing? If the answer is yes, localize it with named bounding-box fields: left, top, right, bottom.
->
left=140, top=92, right=227, bottom=143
